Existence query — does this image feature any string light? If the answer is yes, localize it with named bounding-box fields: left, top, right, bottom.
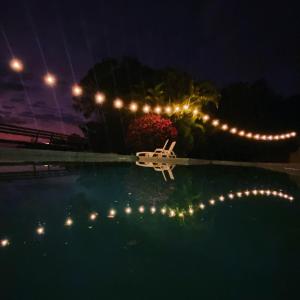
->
left=199, top=203, right=205, bottom=210
left=138, top=206, right=145, bottom=213
left=174, top=106, right=180, bottom=112
left=219, top=195, right=225, bottom=201
left=209, top=199, right=215, bottom=205
left=44, top=73, right=57, bottom=87
left=95, top=92, right=106, bottom=104
left=129, top=102, right=138, bottom=112
left=165, top=106, right=172, bottom=114
left=193, top=109, right=198, bottom=115
left=203, top=115, right=210, bottom=121
left=221, top=124, right=228, bottom=131
left=142, top=104, right=150, bottom=113
left=154, top=106, right=162, bottom=114
left=183, top=104, right=189, bottom=111
left=9, top=58, right=23, bottom=72
left=114, top=98, right=123, bottom=109
left=72, top=84, right=83, bottom=97
left=212, top=119, right=220, bottom=127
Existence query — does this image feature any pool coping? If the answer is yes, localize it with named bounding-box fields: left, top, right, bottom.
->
left=0, top=148, right=300, bottom=176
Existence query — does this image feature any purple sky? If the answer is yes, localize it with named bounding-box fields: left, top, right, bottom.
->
left=1, top=0, right=299, bottom=135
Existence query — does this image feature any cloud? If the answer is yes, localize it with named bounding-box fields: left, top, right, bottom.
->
left=17, top=110, right=83, bottom=126
left=1, top=104, right=14, bottom=110
left=0, top=82, right=24, bottom=92
left=32, top=101, right=46, bottom=108
left=9, top=97, right=25, bottom=103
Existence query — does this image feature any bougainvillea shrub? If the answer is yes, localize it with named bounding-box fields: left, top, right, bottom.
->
left=126, top=113, right=178, bottom=152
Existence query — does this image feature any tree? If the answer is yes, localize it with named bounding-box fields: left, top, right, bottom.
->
left=73, top=57, right=219, bottom=154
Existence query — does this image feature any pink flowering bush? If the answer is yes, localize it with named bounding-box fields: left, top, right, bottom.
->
left=126, top=114, right=178, bottom=152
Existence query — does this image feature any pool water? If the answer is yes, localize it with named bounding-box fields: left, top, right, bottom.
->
left=0, top=163, right=300, bottom=300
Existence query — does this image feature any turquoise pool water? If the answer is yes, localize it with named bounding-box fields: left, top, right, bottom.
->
left=0, top=163, right=299, bottom=300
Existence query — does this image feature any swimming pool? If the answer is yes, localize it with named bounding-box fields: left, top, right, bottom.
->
left=0, top=163, right=299, bottom=299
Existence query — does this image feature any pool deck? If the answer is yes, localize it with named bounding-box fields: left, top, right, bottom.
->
left=0, top=148, right=300, bottom=176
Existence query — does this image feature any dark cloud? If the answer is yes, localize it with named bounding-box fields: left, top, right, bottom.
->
left=9, top=97, right=25, bottom=103
left=17, top=110, right=82, bottom=126
left=0, top=113, right=26, bottom=125
left=32, top=101, right=46, bottom=108
left=1, top=104, right=14, bottom=110
left=0, top=82, right=24, bottom=92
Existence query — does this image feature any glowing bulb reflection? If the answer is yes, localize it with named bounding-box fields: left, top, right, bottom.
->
left=129, top=102, right=138, bottom=112
left=65, top=217, right=73, bottom=227
left=114, top=98, right=123, bottom=109
left=1, top=239, right=10, bottom=247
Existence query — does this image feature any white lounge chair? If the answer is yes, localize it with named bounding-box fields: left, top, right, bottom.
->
left=136, top=140, right=176, bottom=159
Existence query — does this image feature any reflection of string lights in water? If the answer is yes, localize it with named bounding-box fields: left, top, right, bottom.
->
left=65, top=217, right=73, bottom=227
left=0, top=188, right=295, bottom=248
left=89, top=212, right=98, bottom=221
left=1, top=239, right=10, bottom=247
left=36, top=226, right=45, bottom=235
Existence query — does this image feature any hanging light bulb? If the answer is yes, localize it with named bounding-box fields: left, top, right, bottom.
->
left=142, top=104, right=150, bottom=113
left=203, top=115, right=210, bottom=121
left=9, top=58, right=24, bottom=72
left=72, top=84, right=83, bottom=97
left=129, top=102, right=138, bottom=112
left=95, top=92, right=106, bottom=104
left=212, top=119, right=219, bottom=127
left=154, top=106, right=162, bottom=114
left=221, top=124, right=228, bottom=131
left=44, top=73, right=57, bottom=87
left=230, top=128, right=237, bottom=134
left=165, top=106, right=172, bottom=114
left=114, top=98, right=123, bottom=109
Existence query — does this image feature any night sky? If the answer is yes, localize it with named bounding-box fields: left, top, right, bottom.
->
left=0, top=0, right=299, bottom=135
